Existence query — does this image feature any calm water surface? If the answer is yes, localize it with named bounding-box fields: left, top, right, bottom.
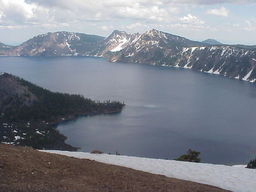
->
left=1, top=57, right=256, bottom=164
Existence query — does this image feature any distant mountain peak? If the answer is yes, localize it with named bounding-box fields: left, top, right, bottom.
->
left=142, top=29, right=170, bottom=41
left=0, top=72, right=6, bottom=76
left=103, top=30, right=140, bottom=53
left=202, top=39, right=222, bottom=45
left=111, top=29, right=128, bottom=34
left=108, top=30, right=131, bottom=39
left=146, top=28, right=159, bottom=33
left=145, top=28, right=164, bottom=35
left=0, top=42, right=13, bottom=50
left=0, top=72, right=8, bottom=76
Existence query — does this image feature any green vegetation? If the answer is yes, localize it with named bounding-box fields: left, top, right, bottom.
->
left=0, top=74, right=125, bottom=151
left=246, top=158, right=256, bottom=169
left=175, top=149, right=201, bottom=163
left=2, top=77, right=124, bottom=122
left=91, top=150, right=104, bottom=154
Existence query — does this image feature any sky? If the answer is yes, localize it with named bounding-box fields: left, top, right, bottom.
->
left=0, top=0, right=256, bottom=45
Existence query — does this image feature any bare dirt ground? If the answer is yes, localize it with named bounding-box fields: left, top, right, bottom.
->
left=0, top=144, right=230, bottom=192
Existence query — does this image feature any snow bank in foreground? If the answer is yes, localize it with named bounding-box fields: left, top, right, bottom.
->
left=42, top=150, right=256, bottom=192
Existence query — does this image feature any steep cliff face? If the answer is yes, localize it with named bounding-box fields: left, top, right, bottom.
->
left=107, top=29, right=256, bottom=83
left=176, top=46, right=256, bottom=82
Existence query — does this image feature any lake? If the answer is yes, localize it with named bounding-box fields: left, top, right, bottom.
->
left=1, top=56, right=256, bottom=164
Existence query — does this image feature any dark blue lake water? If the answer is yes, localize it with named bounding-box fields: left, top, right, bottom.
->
left=1, top=56, right=256, bottom=164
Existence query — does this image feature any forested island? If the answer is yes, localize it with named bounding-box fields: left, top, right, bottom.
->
left=0, top=73, right=124, bottom=150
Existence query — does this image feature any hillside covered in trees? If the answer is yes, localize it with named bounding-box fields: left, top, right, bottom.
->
left=0, top=73, right=124, bottom=150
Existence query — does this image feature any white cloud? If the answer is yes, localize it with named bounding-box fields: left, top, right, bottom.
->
left=0, top=0, right=180, bottom=27
left=207, top=7, right=229, bottom=17
left=0, top=0, right=35, bottom=20
left=180, top=14, right=205, bottom=25
left=0, top=0, right=50, bottom=26
left=167, top=0, right=256, bottom=4
left=117, top=5, right=170, bottom=22
left=0, top=10, right=3, bottom=20
left=0, top=0, right=255, bottom=45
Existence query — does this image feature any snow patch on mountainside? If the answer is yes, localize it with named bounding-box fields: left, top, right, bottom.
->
left=190, top=47, right=198, bottom=53
left=42, top=150, right=256, bottom=192
left=242, top=69, right=254, bottom=81
left=111, top=38, right=129, bottom=52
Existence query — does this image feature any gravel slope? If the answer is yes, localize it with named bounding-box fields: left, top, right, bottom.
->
left=0, top=144, right=229, bottom=192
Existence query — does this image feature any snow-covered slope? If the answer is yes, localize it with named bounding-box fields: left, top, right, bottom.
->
left=95, top=30, right=140, bottom=56
left=43, top=150, right=256, bottom=192
left=108, top=29, right=256, bottom=83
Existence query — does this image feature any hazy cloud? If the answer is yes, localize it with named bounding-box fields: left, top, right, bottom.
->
left=0, top=0, right=51, bottom=26
left=126, top=22, right=144, bottom=30
left=0, top=0, right=249, bottom=29
left=0, top=0, right=35, bottom=21
left=117, top=5, right=169, bottom=22
left=207, top=7, right=229, bottom=17
left=0, top=0, right=255, bottom=45
left=244, top=20, right=256, bottom=31
left=168, top=0, right=256, bottom=4
left=26, top=0, right=179, bottom=22
left=180, top=14, right=205, bottom=25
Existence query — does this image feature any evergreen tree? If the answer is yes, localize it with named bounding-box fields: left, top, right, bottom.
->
left=175, top=149, right=201, bottom=163
left=246, top=158, right=256, bottom=169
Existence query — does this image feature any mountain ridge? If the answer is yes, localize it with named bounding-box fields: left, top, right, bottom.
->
left=1, top=29, right=256, bottom=82
left=202, top=39, right=223, bottom=45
